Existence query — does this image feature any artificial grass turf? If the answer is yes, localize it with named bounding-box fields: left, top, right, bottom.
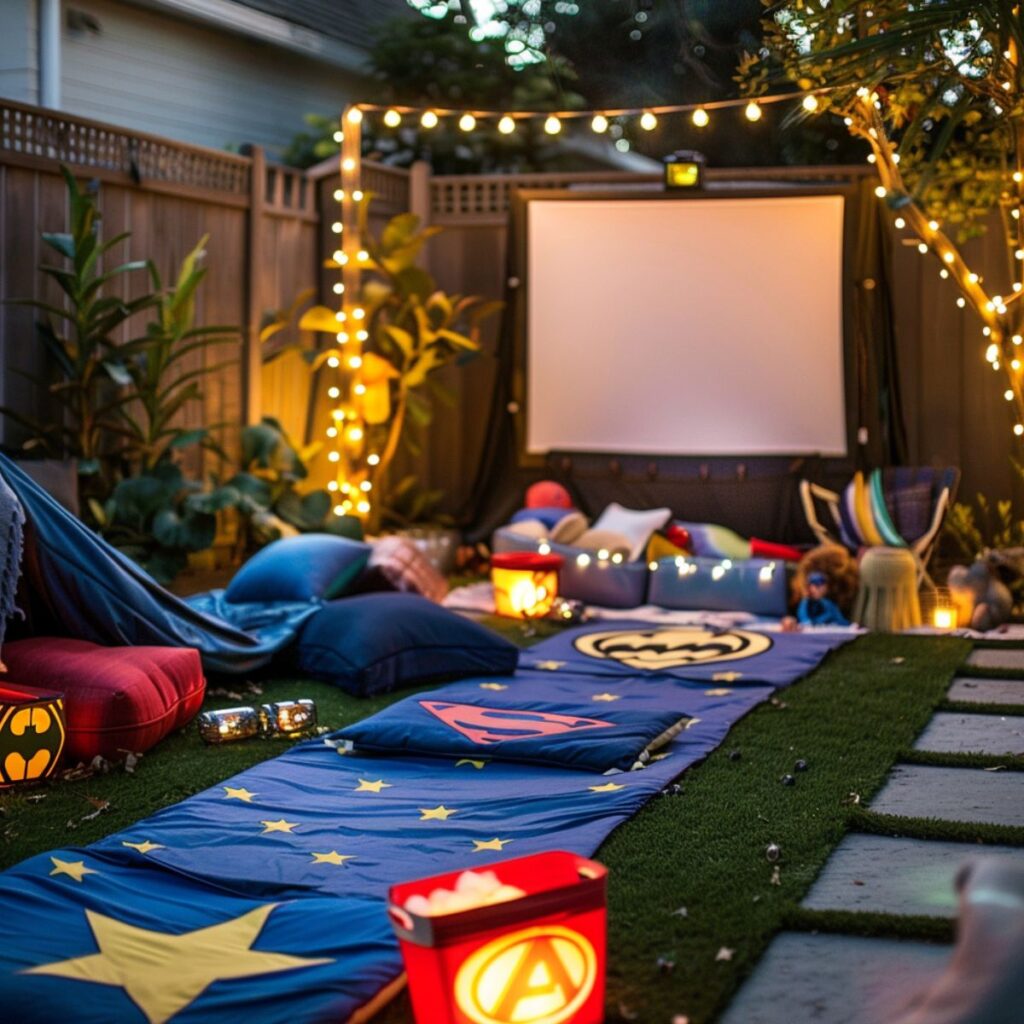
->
left=0, top=628, right=981, bottom=1024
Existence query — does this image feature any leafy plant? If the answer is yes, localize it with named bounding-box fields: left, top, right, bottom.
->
left=226, top=417, right=361, bottom=549
left=90, top=461, right=238, bottom=584
left=379, top=473, right=452, bottom=532
left=308, top=201, right=502, bottom=531
left=946, top=493, right=1024, bottom=560
left=114, top=236, right=239, bottom=471
left=2, top=167, right=157, bottom=485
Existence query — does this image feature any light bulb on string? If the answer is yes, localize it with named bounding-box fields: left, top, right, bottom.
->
left=421, top=110, right=439, bottom=129
left=367, top=453, right=381, bottom=466
left=917, top=242, right=928, bottom=254
left=745, top=101, right=762, bottom=122
left=349, top=355, right=362, bottom=369
left=498, top=115, right=516, bottom=134
left=692, top=108, right=709, bottom=128
left=342, top=158, right=356, bottom=173
left=346, top=108, right=363, bottom=125
left=353, top=190, right=364, bottom=201
left=943, top=251, right=955, bottom=263
left=956, top=297, right=966, bottom=308
left=332, top=130, right=344, bottom=143
left=802, top=94, right=819, bottom=112
left=332, top=283, right=344, bottom=295
left=459, top=113, right=476, bottom=132
left=874, top=185, right=887, bottom=199
left=383, top=109, right=402, bottom=127
left=591, top=114, right=609, bottom=133
left=544, top=115, right=562, bottom=135
left=894, top=217, right=906, bottom=229
left=1015, top=424, right=1024, bottom=437
left=640, top=111, right=658, bottom=131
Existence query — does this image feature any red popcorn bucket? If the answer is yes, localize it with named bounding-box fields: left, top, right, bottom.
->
left=388, top=850, right=607, bottom=1024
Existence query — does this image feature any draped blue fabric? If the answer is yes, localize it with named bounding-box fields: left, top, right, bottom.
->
left=0, top=624, right=852, bottom=1023
left=1, top=455, right=318, bottom=673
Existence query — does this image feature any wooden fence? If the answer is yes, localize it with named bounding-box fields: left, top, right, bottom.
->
left=1, top=97, right=1020, bottom=532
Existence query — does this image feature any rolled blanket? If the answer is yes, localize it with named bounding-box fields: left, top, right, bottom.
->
left=0, top=474, right=25, bottom=667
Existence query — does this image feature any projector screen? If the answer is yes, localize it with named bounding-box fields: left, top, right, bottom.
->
left=526, top=193, right=847, bottom=456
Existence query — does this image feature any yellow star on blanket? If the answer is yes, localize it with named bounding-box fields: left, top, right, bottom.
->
left=260, top=820, right=298, bottom=835
left=354, top=779, right=391, bottom=793
left=589, top=782, right=625, bottom=793
left=122, top=840, right=163, bottom=855
left=455, top=759, right=487, bottom=769
left=704, top=688, right=733, bottom=696
left=25, top=903, right=330, bottom=1024
left=712, top=672, right=743, bottom=683
left=472, top=838, right=512, bottom=852
left=311, top=851, right=354, bottom=866
left=223, top=787, right=256, bottom=802
left=534, top=660, right=565, bottom=671
left=479, top=682, right=508, bottom=691
left=592, top=692, right=621, bottom=702
left=419, top=805, right=458, bottom=821
left=49, top=857, right=97, bottom=883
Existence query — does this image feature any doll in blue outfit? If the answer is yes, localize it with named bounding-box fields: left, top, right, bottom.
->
left=795, top=570, right=850, bottom=627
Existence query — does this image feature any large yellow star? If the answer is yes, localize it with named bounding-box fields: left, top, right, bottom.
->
left=24, top=903, right=330, bottom=1024
left=419, top=805, right=458, bottom=821
left=122, top=841, right=163, bottom=855
left=472, top=838, right=511, bottom=852
left=455, top=759, right=486, bottom=769
left=223, top=787, right=255, bottom=803
left=354, top=779, right=391, bottom=793
left=49, top=857, right=97, bottom=883
left=592, top=692, right=621, bottom=702
left=589, top=782, right=625, bottom=793
left=311, top=851, right=354, bottom=866
left=260, top=819, right=298, bottom=835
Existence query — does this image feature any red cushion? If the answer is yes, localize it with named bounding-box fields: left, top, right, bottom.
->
left=0, top=638, right=205, bottom=761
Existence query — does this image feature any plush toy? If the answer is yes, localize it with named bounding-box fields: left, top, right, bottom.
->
left=525, top=480, right=573, bottom=509
left=789, top=543, right=860, bottom=618
left=794, top=570, right=849, bottom=626
left=948, top=559, right=1013, bottom=632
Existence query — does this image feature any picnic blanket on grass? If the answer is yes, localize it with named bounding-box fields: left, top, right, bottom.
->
left=0, top=623, right=853, bottom=1023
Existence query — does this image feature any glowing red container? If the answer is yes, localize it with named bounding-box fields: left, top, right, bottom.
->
left=388, top=850, right=607, bottom=1024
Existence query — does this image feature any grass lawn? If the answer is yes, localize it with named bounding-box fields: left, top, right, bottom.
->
left=3, top=622, right=1019, bottom=1023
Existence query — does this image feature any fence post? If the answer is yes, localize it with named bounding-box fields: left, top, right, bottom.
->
left=243, top=145, right=265, bottom=425
left=409, top=159, right=432, bottom=268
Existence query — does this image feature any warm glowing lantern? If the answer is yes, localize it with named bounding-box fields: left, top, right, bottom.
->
left=664, top=149, right=706, bottom=189
left=932, top=606, right=955, bottom=630
left=491, top=552, right=564, bottom=619
left=0, top=683, right=66, bottom=786
left=197, top=706, right=261, bottom=744
left=261, top=699, right=318, bottom=738
left=389, top=850, right=607, bottom=1024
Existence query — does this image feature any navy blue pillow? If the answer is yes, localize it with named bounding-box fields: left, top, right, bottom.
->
left=225, top=534, right=370, bottom=605
left=295, top=593, right=519, bottom=696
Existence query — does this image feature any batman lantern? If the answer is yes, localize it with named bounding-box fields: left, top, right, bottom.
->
left=0, top=683, right=66, bottom=786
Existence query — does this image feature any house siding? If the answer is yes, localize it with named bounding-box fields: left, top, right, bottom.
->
left=0, top=0, right=39, bottom=105
left=60, top=0, right=368, bottom=157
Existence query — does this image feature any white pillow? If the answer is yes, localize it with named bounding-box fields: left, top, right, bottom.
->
left=591, top=502, right=672, bottom=561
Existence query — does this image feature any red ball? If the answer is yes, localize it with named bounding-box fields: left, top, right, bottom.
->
left=525, top=480, right=573, bottom=509
left=665, top=524, right=691, bottom=552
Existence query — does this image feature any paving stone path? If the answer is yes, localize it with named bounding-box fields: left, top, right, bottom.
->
left=718, top=646, right=1024, bottom=1022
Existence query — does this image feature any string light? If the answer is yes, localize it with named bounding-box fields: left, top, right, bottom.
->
left=802, top=94, right=819, bottom=112
left=894, top=217, right=906, bottom=229
left=640, top=111, right=658, bottom=131
left=875, top=185, right=887, bottom=199
left=459, top=113, right=476, bottom=132
left=544, top=115, right=562, bottom=135
left=421, top=110, right=439, bottom=129
left=346, top=107, right=363, bottom=125
left=692, top=108, right=709, bottom=127
left=917, top=242, right=928, bottom=254
left=591, top=114, right=608, bottom=133
left=383, top=108, right=402, bottom=127
left=498, top=115, right=516, bottom=134
left=745, top=101, right=762, bottom=122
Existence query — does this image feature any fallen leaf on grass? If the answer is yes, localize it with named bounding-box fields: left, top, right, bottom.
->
left=715, top=947, right=734, bottom=962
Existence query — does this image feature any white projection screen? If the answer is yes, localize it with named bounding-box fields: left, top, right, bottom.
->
left=526, top=193, right=847, bottom=456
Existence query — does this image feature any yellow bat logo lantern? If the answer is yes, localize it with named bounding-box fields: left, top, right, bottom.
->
left=0, top=684, right=66, bottom=786
left=574, top=628, right=772, bottom=671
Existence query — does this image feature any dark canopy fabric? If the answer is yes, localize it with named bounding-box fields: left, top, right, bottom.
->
left=1, top=455, right=309, bottom=674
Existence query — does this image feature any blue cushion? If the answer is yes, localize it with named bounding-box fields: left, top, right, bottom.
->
left=225, top=534, right=370, bottom=605
left=509, top=506, right=576, bottom=530
left=334, top=675, right=691, bottom=772
left=295, top=593, right=520, bottom=696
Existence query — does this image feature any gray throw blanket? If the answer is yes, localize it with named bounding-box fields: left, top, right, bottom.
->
left=0, top=474, right=24, bottom=667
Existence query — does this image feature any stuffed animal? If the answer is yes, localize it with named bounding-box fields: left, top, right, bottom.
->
left=948, top=559, right=1013, bottom=632
left=790, top=543, right=860, bottom=617
left=794, top=570, right=849, bottom=626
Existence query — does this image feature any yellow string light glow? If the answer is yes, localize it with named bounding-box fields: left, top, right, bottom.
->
left=383, top=108, right=402, bottom=127
left=498, top=115, right=516, bottom=134
left=591, top=114, right=609, bottom=133
left=459, top=113, right=476, bottom=132
left=544, top=115, right=562, bottom=135
left=745, top=101, right=762, bottom=122
left=692, top=107, right=709, bottom=127
left=640, top=111, right=658, bottom=131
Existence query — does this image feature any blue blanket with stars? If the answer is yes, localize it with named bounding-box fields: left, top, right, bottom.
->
left=0, top=623, right=851, bottom=1023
